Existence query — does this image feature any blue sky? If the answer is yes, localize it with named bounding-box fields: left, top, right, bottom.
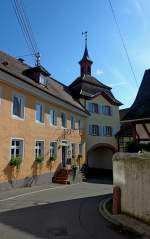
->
left=1, top=0, right=150, bottom=109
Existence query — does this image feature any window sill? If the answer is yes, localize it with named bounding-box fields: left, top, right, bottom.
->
left=50, top=124, right=57, bottom=128
left=35, top=120, right=45, bottom=125
left=11, top=115, right=25, bottom=121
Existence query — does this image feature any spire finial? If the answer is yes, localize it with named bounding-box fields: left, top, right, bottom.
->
left=82, top=31, right=88, bottom=48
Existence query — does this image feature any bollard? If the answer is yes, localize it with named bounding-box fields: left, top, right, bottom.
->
left=113, top=186, right=121, bottom=215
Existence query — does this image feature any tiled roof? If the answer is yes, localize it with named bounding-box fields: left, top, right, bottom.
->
left=119, top=108, right=130, bottom=121
left=123, top=69, right=150, bottom=121
left=0, top=51, right=88, bottom=115
left=116, top=123, right=133, bottom=137
left=69, top=74, right=122, bottom=106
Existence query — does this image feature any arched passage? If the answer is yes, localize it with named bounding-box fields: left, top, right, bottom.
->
left=87, top=143, right=117, bottom=170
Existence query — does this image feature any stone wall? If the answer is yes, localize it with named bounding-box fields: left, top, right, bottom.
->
left=113, top=152, right=150, bottom=223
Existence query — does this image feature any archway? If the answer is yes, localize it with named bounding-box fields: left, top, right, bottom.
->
left=87, top=143, right=116, bottom=170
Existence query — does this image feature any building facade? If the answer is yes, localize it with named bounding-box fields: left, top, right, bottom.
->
left=69, top=44, right=122, bottom=170
left=118, top=69, right=150, bottom=150
left=0, top=51, right=87, bottom=190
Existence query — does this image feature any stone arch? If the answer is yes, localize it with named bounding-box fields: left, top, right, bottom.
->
left=87, top=143, right=117, bottom=170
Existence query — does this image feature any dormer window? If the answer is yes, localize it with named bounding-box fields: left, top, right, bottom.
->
left=39, top=74, right=47, bottom=86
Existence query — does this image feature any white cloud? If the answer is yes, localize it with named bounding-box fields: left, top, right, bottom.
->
left=95, top=69, right=104, bottom=76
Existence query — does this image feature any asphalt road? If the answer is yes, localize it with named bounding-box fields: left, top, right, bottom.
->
left=0, top=182, right=141, bottom=239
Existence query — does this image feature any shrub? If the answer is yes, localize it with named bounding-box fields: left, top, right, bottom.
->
left=35, top=156, right=44, bottom=164
left=49, top=156, right=56, bottom=162
left=9, top=157, right=22, bottom=169
left=126, top=141, right=150, bottom=153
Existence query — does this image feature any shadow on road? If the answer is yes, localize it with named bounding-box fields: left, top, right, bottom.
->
left=86, top=168, right=113, bottom=185
left=0, top=193, right=139, bottom=239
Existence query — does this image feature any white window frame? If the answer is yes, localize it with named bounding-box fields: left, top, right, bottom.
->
left=61, top=112, right=67, bottom=128
left=39, top=74, right=47, bottom=86
left=35, top=140, right=44, bottom=159
left=103, top=126, right=113, bottom=137
left=35, top=102, right=44, bottom=124
left=78, top=118, right=81, bottom=129
left=70, top=114, right=75, bottom=129
left=10, top=138, right=24, bottom=160
left=102, top=105, right=112, bottom=116
left=72, top=143, right=76, bottom=157
left=49, top=109, right=57, bottom=126
left=89, top=124, right=99, bottom=136
left=11, top=92, right=25, bottom=120
left=50, top=141, right=57, bottom=158
left=79, top=143, right=83, bottom=155
left=88, top=102, right=99, bottom=114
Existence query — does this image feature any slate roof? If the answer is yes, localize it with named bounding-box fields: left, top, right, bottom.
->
left=0, top=51, right=88, bottom=115
left=119, top=108, right=130, bottom=121
left=79, top=47, right=93, bottom=64
left=69, top=74, right=122, bottom=106
left=123, top=69, right=150, bottom=122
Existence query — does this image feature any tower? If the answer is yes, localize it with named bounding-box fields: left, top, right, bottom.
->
left=79, top=32, right=93, bottom=76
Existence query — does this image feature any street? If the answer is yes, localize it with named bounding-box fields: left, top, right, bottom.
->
left=0, top=181, right=140, bottom=239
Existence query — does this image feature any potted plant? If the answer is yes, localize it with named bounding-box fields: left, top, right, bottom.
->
left=49, top=155, right=56, bottom=162
left=9, top=156, right=22, bottom=169
left=35, top=156, right=44, bottom=164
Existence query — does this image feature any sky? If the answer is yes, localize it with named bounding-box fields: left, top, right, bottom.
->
left=1, top=0, right=150, bottom=109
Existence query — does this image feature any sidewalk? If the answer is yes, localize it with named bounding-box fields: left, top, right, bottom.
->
left=99, top=196, right=150, bottom=239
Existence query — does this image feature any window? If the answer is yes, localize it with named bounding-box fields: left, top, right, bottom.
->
left=78, top=119, right=81, bottom=129
left=35, top=141, right=44, bottom=159
left=87, top=66, right=91, bottom=74
left=50, top=142, right=57, bottom=158
left=89, top=125, right=100, bottom=136
left=35, top=103, right=44, bottom=123
left=11, top=139, right=23, bottom=159
left=71, top=115, right=75, bottom=129
left=39, top=74, right=47, bottom=86
left=61, top=112, right=67, bottom=128
left=102, top=105, right=112, bottom=116
left=79, top=143, right=83, bottom=155
left=103, top=126, right=112, bottom=136
left=12, top=93, right=24, bottom=119
left=50, top=109, right=57, bottom=126
left=72, top=143, right=76, bottom=157
left=88, top=103, right=99, bottom=113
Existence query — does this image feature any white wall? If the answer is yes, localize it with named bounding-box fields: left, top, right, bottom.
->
left=113, top=152, right=150, bottom=223
left=85, top=94, right=120, bottom=152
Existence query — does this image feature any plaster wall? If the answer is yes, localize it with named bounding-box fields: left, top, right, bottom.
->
left=85, top=95, right=120, bottom=151
left=113, top=152, right=150, bottom=223
left=0, top=81, right=86, bottom=185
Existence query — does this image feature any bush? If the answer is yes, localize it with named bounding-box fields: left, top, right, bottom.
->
left=49, top=156, right=56, bottom=162
left=126, top=141, right=150, bottom=153
left=9, top=157, right=22, bottom=169
left=35, top=156, right=44, bottom=164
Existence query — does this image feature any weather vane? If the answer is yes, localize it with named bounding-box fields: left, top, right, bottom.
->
left=82, top=31, right=88, bottom=47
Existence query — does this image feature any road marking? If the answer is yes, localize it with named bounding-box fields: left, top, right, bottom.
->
left=0, top=183, right=81, bottom=203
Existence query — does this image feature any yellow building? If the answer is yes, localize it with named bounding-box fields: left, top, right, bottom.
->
left=69, top=43, right=122, bottom=170
left=0, top=51, right=88, bottom=190
left=0, top=45, right=122, bottom=190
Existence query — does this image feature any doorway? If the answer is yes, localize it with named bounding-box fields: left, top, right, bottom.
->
left=62, top=146, right=67, bottom=167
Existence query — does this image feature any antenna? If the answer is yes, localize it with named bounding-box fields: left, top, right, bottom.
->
left=11, top=0, right=40, bottom=66
left=35, top=52, right=40, bottom=66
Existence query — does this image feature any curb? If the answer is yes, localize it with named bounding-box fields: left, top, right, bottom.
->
left=99, top=195, right=121, bottom=227
left=99, top=195, right=147, bottom=238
